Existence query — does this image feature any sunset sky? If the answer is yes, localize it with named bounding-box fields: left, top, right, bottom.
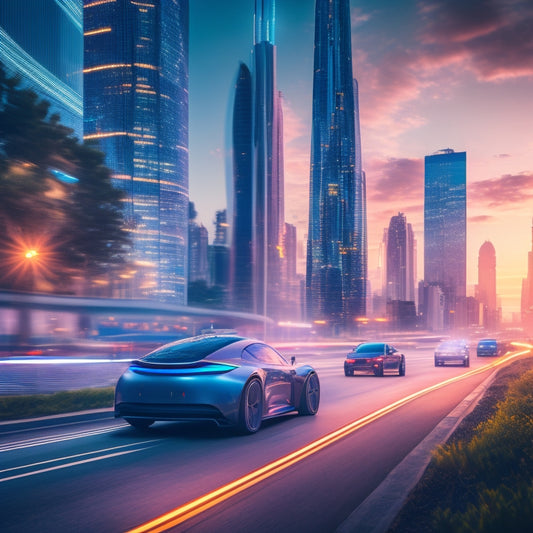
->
left=188, top=0, right=533, bottom=320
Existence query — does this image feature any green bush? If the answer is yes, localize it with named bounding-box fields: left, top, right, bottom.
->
left=0, top=388, right=114, bottom=421
left=431, top=369, right=533, bottom=531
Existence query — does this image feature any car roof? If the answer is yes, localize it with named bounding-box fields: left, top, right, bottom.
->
left=355, top=342, right=387, bottom=351
left=141, top=334, right=253, bottom=363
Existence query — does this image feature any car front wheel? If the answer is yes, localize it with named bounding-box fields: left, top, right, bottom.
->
left=299, top=372, right=320, bottom=415
left=238, top=378, right=263, bottom=434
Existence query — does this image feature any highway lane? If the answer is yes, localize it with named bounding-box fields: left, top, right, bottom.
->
left=0, top=344, right=528, bottom=533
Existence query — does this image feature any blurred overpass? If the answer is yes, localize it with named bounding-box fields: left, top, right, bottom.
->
left=0, top=290, right=272, bottom=344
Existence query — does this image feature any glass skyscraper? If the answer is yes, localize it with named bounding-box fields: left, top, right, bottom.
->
left=306, top=0, right=367, bottom=330
left=386, top=213, right=415, bottom=302
left=230, top=0, right=284, bottom=318
left=424, top=149, right=466, bottom=326
left=0, top=0, right=83, bottom=136
left=230, top=62, right=254, bottom=313
left=83, top=0, right=189, bottom=303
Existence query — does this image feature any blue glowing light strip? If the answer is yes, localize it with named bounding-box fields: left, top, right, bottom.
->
left=55, top=0, right=83, bottom=32
left=0, top=29, right=82, bottom=115
left=130, top=363, right=238, bottom=375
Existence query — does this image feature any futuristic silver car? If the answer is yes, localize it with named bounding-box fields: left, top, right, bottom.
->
left=114, top=334, right=320, bottom=434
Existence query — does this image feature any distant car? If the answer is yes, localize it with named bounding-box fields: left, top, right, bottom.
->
left=434, top=340, right=470, bottom=367
left=114, top=334, right=320, bottom=434
left=344, top=342, right=406, bottom=377
left=477, top=338, right=499, bottom=357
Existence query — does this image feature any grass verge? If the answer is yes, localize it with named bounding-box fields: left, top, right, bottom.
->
left=0, top=387, right=114, bottom=421
left=389, top=356, right=533, bottom=532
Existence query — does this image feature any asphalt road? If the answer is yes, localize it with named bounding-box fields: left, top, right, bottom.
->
left=0, top=344, right=523, bottom=533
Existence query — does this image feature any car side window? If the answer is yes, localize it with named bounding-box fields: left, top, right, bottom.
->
left=243, top=343, right=287, bottom=365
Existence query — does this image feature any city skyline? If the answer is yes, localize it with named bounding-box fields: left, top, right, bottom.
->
left=189, top=0, right=533, bottom=320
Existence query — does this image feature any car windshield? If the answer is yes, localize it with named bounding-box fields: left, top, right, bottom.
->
left=141, top=335, right=242, bottom=363
left=479, top=340, right=496, bottom=346
left=438, top=341, right=465, bottom=349
left=355, top=343, right=385, bottom=354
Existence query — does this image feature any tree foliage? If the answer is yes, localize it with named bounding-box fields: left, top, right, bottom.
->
left=0, top=62, right=131, bottom=293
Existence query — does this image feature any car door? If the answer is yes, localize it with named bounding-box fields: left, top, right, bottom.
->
left=384, top=344, right=400, bottom=371
left=244, top=343, right=294, bottom=415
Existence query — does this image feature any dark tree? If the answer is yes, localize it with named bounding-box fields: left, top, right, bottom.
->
left=0, top=62, right=131, bottom=293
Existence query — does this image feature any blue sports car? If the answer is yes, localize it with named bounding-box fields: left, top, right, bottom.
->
left=114, top=334, right=320, bottom=434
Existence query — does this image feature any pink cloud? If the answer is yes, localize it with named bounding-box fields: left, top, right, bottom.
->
left=366, top=157, right=423, bottom=203
left=353, top=0, right=533, bottom=134
left=417, top=0, right=533, bottom=81
left=469, top=172, right=533, bottom=207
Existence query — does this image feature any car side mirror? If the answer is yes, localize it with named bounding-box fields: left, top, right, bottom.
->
left=291, top=356, right=296, bottom=365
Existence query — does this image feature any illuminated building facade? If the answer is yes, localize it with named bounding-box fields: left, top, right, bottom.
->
left=83, top=0, right=189, bottom=302
left=306, top=0, right=367, bottom=330
left=0, top=0, right=83, bottom=136
left=424, top=149, right=466, bottom=328
left=230, top=0, right=284, bottom=318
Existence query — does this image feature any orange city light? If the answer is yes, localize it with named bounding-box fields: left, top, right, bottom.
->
left=25, top=249, right=38, bottom=259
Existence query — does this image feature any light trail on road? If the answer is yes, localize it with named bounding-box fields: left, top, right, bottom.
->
left=127, top=347, right=532, bottom=533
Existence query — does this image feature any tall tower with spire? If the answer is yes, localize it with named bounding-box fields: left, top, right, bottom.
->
left=306, top=0, right=367, bottom=331
left=230, top=0, right=284, bottom=319
left=521, top=219, right=533, bottom=329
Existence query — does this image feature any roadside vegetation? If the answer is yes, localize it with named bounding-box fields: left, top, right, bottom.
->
left=0, top=387, right=114, bottom=421
left=389, top=357, right=533, bottom=532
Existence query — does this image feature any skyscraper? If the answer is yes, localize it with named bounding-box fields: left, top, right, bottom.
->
left=477, top=240, right=497, bottom=328
left=306, top=0, right=367, bottom=330
left=0, top=0, right=83, bottom=136
left=83, top=0, right=189, bottom=303
left=230, top=0, right=284, bottom=318
left=230, top=62, right=254, bottom=312
left=385, top=213, right=416, bottom=302
left=521, top=219, right=533, bottom=329
left=424, top=149, right=466, bottom=328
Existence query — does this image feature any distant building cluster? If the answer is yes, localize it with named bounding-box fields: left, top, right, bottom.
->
left=1, top=0, right=518, bottom=335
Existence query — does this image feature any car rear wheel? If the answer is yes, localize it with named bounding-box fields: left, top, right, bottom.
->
left=374, top=364, right=384, bottom=377
left=125, top=418, right=154, bottom=430
left=238, top=378, right=263, bottom=434
left=344, top=368, right=354, bottom=377
left=464, top=359, right=470, bottom=367
left=299, top=372, right=320, bottom=415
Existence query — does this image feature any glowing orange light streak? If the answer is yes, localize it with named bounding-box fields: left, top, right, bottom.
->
left=127, top=347, right=531, bottom=533
left=84, top=27, right=112, bottom=36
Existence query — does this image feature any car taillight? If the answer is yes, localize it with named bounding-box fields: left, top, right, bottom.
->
left=346, top=358, right=355, bottom=363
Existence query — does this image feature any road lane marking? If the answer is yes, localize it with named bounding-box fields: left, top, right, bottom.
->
left=0, top=443, right=159, bottom=483
left=0, top=424, right=127, bottom=452
left=127, top=347, right=531, bottom=533
left=0, top=441, right=159, bottom=476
